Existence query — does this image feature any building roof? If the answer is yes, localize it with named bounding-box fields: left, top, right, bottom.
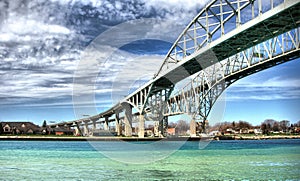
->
left=1, top=122, right=41, bottom=133
left=50, top=127, right=73, bottom=133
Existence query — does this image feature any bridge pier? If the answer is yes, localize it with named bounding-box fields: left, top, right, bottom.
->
left=190, top=119, right=197, bottom=137
left=138, top=114, right=145, bottom=138
left=124, top=105, right=132, bottom=137
left=163, top=116, right=168, bottom=137
left=115, top=112, right=121, bottom=136
left=92, top=120, right=96, bottom=131
left=84, top=121, right=89, bottom=136
left=74, top=122, right=82, bottom=136
left=104, top=116, right=109, bottom=131
left=155, top=117, right=168, bottom=137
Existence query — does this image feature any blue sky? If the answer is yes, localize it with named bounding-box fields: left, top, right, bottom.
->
left=0, top=0, right=299, bottom=126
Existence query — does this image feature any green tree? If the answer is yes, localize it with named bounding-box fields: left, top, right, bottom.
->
left=42, top=120, right=47, bottom=128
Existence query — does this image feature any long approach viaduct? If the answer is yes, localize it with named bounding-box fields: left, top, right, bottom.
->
left=50, top=0, right=300, bottom=138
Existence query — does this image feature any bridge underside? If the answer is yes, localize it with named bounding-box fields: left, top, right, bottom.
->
left=154, top=1, right=300, bottom=89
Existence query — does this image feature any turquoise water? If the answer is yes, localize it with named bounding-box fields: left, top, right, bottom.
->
left=0, top=139, right=299, bottom=180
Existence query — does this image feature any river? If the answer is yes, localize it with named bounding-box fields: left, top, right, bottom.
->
left=0, top=139, right=299, bottom=180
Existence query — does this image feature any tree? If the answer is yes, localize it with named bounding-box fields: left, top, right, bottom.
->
left=273, top=121, right=280, bottom=132
left=42, top=120, right=47, bottom=128
left=238, top=120, right=252, bottom=129
left=176, top=120, right=189, bottom=135
left=261, top=123, right=268, bottom=134
left=0, top=122, right=3, bottom=135
left=280, top=120, right=290, bottom=132
left=232, top=121, right=236, bottom=129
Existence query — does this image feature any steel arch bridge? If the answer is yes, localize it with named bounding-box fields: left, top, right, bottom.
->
left=50, top=0, right=300, bottom=138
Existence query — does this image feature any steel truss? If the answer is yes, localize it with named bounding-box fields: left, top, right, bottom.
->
left=50, top=0, right=300, bottom=137
left=165, top=28, right=300, bottom=131
left=156, top=0, right=299, bottom=76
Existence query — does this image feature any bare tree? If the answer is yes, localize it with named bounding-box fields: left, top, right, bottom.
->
left=280, top=120, right=290, bottom=132
left=176, top=120, right=189, bottom=135
left=0, top=121, right=3, bottom=135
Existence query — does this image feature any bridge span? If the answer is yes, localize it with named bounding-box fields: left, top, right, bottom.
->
left=50, top=0, right=300, bottom=138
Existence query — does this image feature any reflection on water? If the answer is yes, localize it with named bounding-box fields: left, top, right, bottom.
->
left=0, top=139, right=299, bottom=180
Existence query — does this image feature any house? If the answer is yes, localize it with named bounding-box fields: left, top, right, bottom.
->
left=49, top=127, right=74, bottom=136
left=225, top=128, right=236, bottom=135
left=254, top=128, right=262, bottom=134
left=209, top=130, right=221, bottom=136
left=167, top=128, right=176, bottom=136
left=0, top=122, right=40, bottom=135
left=240, top=128, right=249, bottom=134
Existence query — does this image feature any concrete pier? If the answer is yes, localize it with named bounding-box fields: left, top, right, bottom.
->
left=138, top=114, right=145, bottom=138
left=190, top=119, right=196, bottom=137
left=104, top=117, right=109, bottom=131
left=115, top=112, right=121, bottom=136
left=124, top=105, right=132, bottom=137
left=84, top=121, right=89, bottom=136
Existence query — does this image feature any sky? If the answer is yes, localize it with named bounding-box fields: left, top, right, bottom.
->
left=0, top=0, right=299, bottom=126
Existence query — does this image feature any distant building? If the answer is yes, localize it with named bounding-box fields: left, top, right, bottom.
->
left=254, top=129, right=262, bottom=134
left=167, top=128, right=176, bottom=136
left=240, top=128, right=249, bottom=134
left=225, top=128, right=236, bottom=135
left=0, top=122, right=40, bottom=135
left=51, top=127, right=74, bottom=136
left=209, top=130, right=221, bottom=136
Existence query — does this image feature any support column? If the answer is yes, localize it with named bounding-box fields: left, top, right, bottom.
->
left=115, top=112, right=121, bottom=136
left=92, top=120, right=96, bottom=131
left=84, top=121, right=89, bottom=136
left=158, top=117, right=166, bottom=137
left=203, top=120, right=209, bottom=134
left=190, top=119, right=196, bottom=137
left=163, top=116, right=168, bottom=137
left=104, top=117, right=109, bottom=131
left=75, top=122, right=82, bottom=136
left=154, top=121, right=159, bottom=137
left=138, top=114, right=145, bottom=138
left=90, top=120, right=97, bottom=136
left=124, top=105, right=132, bottom=137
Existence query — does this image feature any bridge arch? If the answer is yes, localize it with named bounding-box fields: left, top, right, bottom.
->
left=156, top=0, right=300, bottom=77
left=166, top=27, right=300, bottom=131
left=51, top=0, right=300, bottom=138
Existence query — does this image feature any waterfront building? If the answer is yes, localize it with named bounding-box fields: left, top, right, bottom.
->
left=0, top=122, right=41, bottom=135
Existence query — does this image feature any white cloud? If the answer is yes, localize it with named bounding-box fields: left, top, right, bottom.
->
left=3, top=18, right=71, bottom=35
left=227, top=76, right=300, bottom=101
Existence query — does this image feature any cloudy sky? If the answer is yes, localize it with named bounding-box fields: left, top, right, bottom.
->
left=0, top=0, right=299, bottom=126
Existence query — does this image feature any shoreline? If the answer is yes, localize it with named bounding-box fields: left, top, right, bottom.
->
left=217, top=134, right=300, bottom=140
left=0, top=135, right=300, bottom=141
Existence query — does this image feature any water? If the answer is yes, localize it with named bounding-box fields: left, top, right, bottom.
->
left=0, top=139, right=299, bottom=180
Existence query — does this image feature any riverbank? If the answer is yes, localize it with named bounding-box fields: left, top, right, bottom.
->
left=0, top=134, right=300, bottom=141
left=0, top=135, right=163, bottom=141
left=216, top=134, right=300, bottom=140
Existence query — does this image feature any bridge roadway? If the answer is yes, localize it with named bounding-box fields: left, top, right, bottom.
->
left=50, top=0, right=300, bottom=137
